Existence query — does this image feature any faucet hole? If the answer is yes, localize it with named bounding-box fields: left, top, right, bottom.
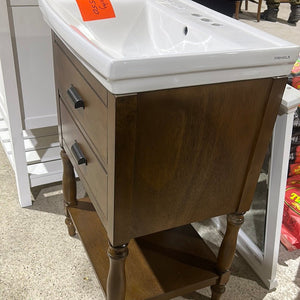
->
left=183, top=26, right=188, bottom=35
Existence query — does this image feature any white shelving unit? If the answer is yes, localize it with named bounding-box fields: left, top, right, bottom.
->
left=0, top=0, right=62, bottom=207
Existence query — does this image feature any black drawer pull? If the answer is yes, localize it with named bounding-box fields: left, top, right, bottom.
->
left=67, top=85, right=85, bottom=109
left=71, top=141, right=87, bottom=165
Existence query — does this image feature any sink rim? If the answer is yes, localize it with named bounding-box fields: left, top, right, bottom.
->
left=39, top=0, right=300, bottom=93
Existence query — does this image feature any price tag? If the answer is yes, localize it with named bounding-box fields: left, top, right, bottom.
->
left=76, top=0, right=116, bottom=22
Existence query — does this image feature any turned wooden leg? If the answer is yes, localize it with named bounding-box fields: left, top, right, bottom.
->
left=211, top=213, right=244, bottom=300
left=61, top=149, right=77, bottom=236
left=107, top=243, right=129, bottom=300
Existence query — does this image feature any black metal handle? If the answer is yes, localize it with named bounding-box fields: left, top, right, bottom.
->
left=71, top=141, right=87, bottom=165
left=67, top=85, right=85, bottom=109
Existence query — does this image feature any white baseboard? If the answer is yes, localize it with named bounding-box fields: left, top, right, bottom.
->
left=24, top=114, right=58, bottom=129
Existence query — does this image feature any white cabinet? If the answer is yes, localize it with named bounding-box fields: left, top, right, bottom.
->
left=12, top=5, right=57, bottom=129
left=0, top=0, right=62, bottom=207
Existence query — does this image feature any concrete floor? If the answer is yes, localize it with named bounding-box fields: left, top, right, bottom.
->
left=1, top=2, right=300, bottom=300
left=239, top=1, right=300, bottom=46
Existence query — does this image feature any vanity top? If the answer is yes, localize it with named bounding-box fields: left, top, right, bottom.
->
left=39, top=0, right=300, bottom=93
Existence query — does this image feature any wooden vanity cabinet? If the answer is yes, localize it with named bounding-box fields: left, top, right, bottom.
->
left=52, top=32, right=287, bottom=300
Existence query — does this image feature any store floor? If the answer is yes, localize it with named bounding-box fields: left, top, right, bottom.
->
left=1, top=2, right=300, bottom=299
left=239, top=1, right=300, bottom=45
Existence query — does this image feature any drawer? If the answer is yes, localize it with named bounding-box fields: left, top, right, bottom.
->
left=60, top=100, right=108, bottom=219
left=54, top=43, right=108, bottom=165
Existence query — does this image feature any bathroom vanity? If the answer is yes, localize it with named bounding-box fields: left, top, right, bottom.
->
left=53, top=34, right=286, bottom=299
left=41, top=0, right=300, bottom=299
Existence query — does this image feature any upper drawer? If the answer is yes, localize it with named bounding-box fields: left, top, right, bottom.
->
left=54, top=43, right=108, bottom=165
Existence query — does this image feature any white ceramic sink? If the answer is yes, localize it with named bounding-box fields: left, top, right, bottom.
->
left=39, top=0, right=300, bottom=93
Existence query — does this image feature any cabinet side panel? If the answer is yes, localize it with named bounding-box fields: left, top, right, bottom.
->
left=114, top=78, right=281, bottom=244
left=237, top=77, right=287, bottom=213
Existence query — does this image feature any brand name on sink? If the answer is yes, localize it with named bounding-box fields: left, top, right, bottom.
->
left=274, top=55, right=291, bottom=60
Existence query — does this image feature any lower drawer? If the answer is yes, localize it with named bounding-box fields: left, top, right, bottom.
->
left=60, top=100, right=108, bottom=219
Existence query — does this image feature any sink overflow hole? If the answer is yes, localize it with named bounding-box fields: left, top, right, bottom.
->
left=183, top=26, right=188, bottom=35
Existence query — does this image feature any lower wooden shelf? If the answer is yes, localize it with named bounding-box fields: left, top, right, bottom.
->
left=68, top=198, right=219, bottom=300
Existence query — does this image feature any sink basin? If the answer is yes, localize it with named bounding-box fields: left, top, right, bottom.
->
left=39, top=0, right=300, bottom=93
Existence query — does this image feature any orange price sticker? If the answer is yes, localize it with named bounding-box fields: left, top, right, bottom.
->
left=76, top=0, right=116, bottom=22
